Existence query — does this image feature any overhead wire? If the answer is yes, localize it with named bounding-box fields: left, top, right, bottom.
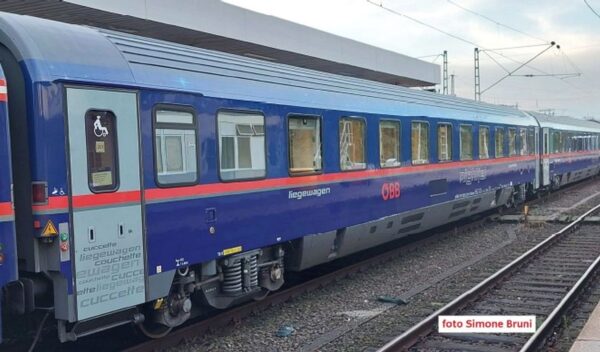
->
left=584, top=0, right=600, bottom=19
left=446, top=0, right=549, bottom=44
left=366, top=0, right=583, bottom=92
left=365, top=0, right=553, bottom=71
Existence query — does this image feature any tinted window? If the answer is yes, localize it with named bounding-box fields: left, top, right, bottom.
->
left=154, top=109, right=198, bottom=186
left=479, top=126, right=490, bottom=159
left=552, top=131, right=561, bottom=153
left=495, top=128, right=505, bottom=157
left=520, top=128, right=528, bottom=155
left=411, top=121, right=429, bottom=164
left=380, top=120, right=401, bottom=167
left=527, top=129, right=535, bottom=155
left=218, top=111, right=266, bottom=181
left=508, top=128, right=517, bottom=156
left=86, top=110, right=118, bottom=192
left=289, top=116, right=322, bottom=174
left=460, top=125, right=473, bottom=160
left=340, top=118, right=366, bottom=170
left=437, top=123, right=452, bottom=162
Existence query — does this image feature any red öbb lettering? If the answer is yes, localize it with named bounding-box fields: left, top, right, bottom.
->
left=381, top=182, right=400, bottom=200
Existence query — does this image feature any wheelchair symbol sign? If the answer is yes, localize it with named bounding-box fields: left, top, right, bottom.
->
left=93, top=115, right=109, bottom=137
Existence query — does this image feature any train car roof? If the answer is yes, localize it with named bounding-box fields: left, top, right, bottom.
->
left=527, top=111, right=600, bottom=133
left=0, top=12, right=538, bottom=126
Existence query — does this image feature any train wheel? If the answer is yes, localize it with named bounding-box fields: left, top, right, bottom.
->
left=137, top=320, right=173, bottom=339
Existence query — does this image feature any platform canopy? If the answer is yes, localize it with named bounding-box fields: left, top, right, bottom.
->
left=0, top=0, right=440, bottom=87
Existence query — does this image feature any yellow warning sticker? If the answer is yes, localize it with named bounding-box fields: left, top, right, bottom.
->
left=222, top=246, right=242, bottom=256
left=42, top=220, right=58, bottom=237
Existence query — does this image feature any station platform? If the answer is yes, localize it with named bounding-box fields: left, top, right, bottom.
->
left=569, top=300, right=600, bottom=352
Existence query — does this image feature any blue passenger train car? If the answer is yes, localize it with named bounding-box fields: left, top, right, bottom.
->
left=0, top=12, right=597, bottom=342
left=0, top=66, right=16, bottom=343
left=530, top=112, right=600, bottom=188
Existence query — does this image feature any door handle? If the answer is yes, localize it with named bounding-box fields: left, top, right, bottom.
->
left=88, top=226, right=96, bottom=243
left=118, top=223, right=125, bottom=238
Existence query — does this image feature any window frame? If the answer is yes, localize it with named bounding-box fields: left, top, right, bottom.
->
left=478, top=125, right=491, bottom=160
left=85, top=109, right=120, bottom=194
left=437, top=122, right=453, bottom=162
left=411, top=120, right=430, bottom=165
left=152, top=104, right=199, bottom=188
left=216, top=108, right=268, bottom=182
left=519, top=127, right=529, bottom=156
left=379, top=119, right=402, bottom=168
left=495, top=127, right=506, bottom=158
left=508, top=127, right=518, bottom=156
left=459, top=124, right=474, bottom=161
left=527, top=128, right=535, bottom=155
left=287, top=113, right=324, bottom=176
left=339, top=116, right=367, bottom=172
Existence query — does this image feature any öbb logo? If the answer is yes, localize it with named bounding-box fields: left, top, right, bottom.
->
left=381, top=182, right=400, bottom=200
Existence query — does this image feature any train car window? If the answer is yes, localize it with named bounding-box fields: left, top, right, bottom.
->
left=459, top=124, right=473, bottom=161
left=437, top=123, right=452, bottom=162
left=508, top=128, right=517, bottom=156
left=289, top=116, right=322, bottom=175
left=86, top=110, right=119, bottom=192
left=340, top=118, right=366, bottom=170
left=411, top=121, right=429, bottom=165
left=527, top=129, right=535, bottom=155
left=519, top=128, right=528, bottom=156
left=552, top=131, right=561, bottom=153
left=218, top=111, right=266, bottom=181
left=380, top=120, right=401, bottom=167
left=495, top=128, right=505, bottom=157
left=479, top=126, right=490, bottom=159
left=154, top=109, right=198, bottom=186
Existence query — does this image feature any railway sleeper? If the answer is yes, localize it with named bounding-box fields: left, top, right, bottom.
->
left=421, top=339, right=514, bottom=352
left=438, top=332, right=527, bottom=345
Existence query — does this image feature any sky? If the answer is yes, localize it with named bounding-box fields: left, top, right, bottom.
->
left=225, top=0, right=600, bottom=118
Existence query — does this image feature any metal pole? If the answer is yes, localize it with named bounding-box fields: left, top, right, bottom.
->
left=474, top=48, right=480, bottom=101
left=443, top=50, right=448, bottom=95
left=450, top=74, right=455, bottom=96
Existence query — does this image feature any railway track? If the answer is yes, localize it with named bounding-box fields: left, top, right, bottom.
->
left=378, top=203, right=600, bottom=352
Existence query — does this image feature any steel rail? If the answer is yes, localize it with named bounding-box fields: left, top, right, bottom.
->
left=377, top=202, right=600, bottom=352
left=519, top=250, right=600, bottom=351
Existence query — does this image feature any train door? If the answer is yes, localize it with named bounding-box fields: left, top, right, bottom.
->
left=0, top=66, right=16, bottom=343
left=542, top=128, right=550, bottom=186
left=66, top=87, right=146, bottom=321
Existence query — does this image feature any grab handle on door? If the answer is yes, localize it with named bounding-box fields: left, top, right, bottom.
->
left=88, top=226, right=96, bottom=243
left=118, top=223, right=124, bottom=238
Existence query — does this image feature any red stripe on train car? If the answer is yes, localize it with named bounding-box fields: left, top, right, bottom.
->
left=0, top=79, right=7, bottom=102
left=32, top=196, right=68, bottom=213
left=542, top=151, right=600, bottom=159
left=145, top=155, right=537, bottom=202
left=0, top=202, right=13, bottom=217
left=72, top=190, right=141, bottom=208
left=30, top=156, right=538, bottom=210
